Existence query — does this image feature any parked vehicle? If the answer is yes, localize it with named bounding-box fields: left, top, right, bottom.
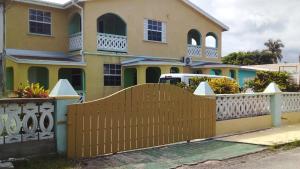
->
left=159, top=73, right=232, bottom=85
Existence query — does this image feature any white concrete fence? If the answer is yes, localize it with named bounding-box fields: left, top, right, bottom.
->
left=194, top=82, right=299, bottom=127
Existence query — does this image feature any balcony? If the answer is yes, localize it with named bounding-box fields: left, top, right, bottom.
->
left=69, top=32, right=82, bottom=51
left=97, top=33, right=128, bottom=53
left=206, top=47, right=218, bottom=58
left=187, top=44, right=201, bottom=57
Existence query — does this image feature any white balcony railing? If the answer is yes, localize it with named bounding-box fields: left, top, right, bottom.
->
left=69, top=32, right=82, bottom=51
left=97, top=33, right=128, bottom=53
left=187, top=45, right=201, bottom=57
left=206, top=47, right=218, bottom=58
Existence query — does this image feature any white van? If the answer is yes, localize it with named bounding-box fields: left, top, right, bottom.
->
left=159, top=73, right=231, bottom=85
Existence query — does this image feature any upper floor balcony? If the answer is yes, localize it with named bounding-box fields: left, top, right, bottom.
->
left=187, top=30, right=218, bottom=58
left=68, top=13, right=218, bottom=58
left=96, top=13, right=128, bottom=53
left=68, top=13, right=128, bottom=53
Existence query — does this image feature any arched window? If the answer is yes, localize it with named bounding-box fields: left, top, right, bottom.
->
left=28, top=67, right=49, bottom=89
left=187, top=29, right=201, bottom=46
left=206, top=32, right=218, bottom=48
left=146, top=67, right=161, bottom=83
left=97, top=13, right=126, bottom=36
left=69, top=13, right=81, bottom=35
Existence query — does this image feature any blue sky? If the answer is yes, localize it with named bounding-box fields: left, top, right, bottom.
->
left=44, top=0, right=300, bottom=62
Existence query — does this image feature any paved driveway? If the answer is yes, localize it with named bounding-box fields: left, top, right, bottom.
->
left=218, top=124, right=300, bottom=146
left=81, top=140, right=265, bottom=169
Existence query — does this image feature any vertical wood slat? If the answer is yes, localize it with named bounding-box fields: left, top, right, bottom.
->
left=67, top=84, right=217, bottom=159
left=75, top=104, right=84, bottom=158
left=91, top=103, right=98, bottom=156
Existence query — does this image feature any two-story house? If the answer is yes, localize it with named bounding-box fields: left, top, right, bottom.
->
left=0, top=0, right=233, bottom=101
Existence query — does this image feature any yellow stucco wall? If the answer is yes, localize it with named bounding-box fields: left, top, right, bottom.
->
left=282, top=112, right=300, bottom=125
left=216, top=115, right=273, bottom=136
left=5, top=58, right=85, bottom=91
left=5, top=2, right=69, bottom=52
left=83, top=0, right=223, bottom=61
left=84, top=54, right=184, bottom=100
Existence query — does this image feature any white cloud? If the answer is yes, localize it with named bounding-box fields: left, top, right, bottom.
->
left=190, top=0, right=300, bottom=62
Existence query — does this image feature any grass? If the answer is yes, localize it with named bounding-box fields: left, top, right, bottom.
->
left=270, top=140, right=300, bottom=151
left=13, top=155, right=79, bottom=169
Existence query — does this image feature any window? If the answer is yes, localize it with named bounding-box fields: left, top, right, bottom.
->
left=104, top=64, right=121, bottom=86
left=170, top=67, right=180, bottom=73
left=230, top=70, right=236, bottom=79
left=29, top=9, right=51, bottom=35
left=144, top=19, right=166, bottom=42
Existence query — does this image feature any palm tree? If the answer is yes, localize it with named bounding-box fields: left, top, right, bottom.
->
left=264, top=39, right=285, bottom=63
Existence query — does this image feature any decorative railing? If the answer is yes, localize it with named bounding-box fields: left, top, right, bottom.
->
left=187, top=45, right=201, bottom=57
left=0, top=98, right=55, bottom=144
left=282, top=93, right=300, bottom=113
left=69, top=32, right=82, bottom=51
left=76, top=90, right=85, bottom=103
left=97, top=33, right=128, bottom=53
left=216, top=94, right=271, bottom=121
left=205, top=47, right=218, bottom=58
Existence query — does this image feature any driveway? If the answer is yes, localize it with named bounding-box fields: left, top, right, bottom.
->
left=81, top=140, right=265, bottom=169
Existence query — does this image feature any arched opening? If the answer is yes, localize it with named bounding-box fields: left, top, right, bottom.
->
left=97, top=13, right=126, bottom=36
left=187, top=29, right=201, bottom=46
left=124, top=68, right=137, bottom=88
left=69, top=13, right=81, bottom=35
left=205, top=32, right=218, bottom=48
left=97, top=13, right=128, bottom=52
left=146, top=67, right=161, bottom=83
left=28, top=67, right=49, bottom=89
left=170, top=67, right=180, bottom=73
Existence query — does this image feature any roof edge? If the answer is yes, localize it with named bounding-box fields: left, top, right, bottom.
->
left=181, top=0, right=229, bottom=31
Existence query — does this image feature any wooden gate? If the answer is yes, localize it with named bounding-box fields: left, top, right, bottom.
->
left=67, top=84, right=216, bottom=158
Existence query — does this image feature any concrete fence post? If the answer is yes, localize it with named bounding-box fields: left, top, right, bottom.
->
left=194, top=82, right=215, bottom=96
left=263, top=82, right=282, bottom=127
left=49, top=79, right=80, bottom=155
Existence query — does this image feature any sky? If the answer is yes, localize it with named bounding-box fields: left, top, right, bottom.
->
left=45, top=0, right=300, bottom=63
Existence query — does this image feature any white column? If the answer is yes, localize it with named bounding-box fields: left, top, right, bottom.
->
left=263, top=82, right=282, bottom=127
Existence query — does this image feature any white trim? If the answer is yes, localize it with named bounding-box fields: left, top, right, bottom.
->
left=28, top=8, right=52, bottom=36
left=123, top=61, right=185, bottom=67
left=192, top=64, right=240, bottom=69
left=181, top=0, right=229, bottom=31
left=7, top=55, right=86, bottom=66
left=5, top=49, right=67, bottom=58
left=144, top=19, right=167, bottom=43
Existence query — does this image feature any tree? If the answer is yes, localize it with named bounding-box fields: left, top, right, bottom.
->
left=244, top=71, right=300, bottom=92
left=222, top=51, right=275, bottom=65
left=264, top=39, right=285, bottom=63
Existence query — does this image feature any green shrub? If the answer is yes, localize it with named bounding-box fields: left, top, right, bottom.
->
left=15, top=82, right=49, bottom=98
left=176, top=77, right=240, bottom=94
left=245, top=71, right=300, bottom=92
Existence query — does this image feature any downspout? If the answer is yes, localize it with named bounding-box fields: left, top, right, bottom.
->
left=72, top=0, right=84, bottom=63
left=1, top=3, right=6, bottom=95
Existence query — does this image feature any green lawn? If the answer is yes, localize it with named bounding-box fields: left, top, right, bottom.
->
left=13, top=155, right=79, bottom=169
